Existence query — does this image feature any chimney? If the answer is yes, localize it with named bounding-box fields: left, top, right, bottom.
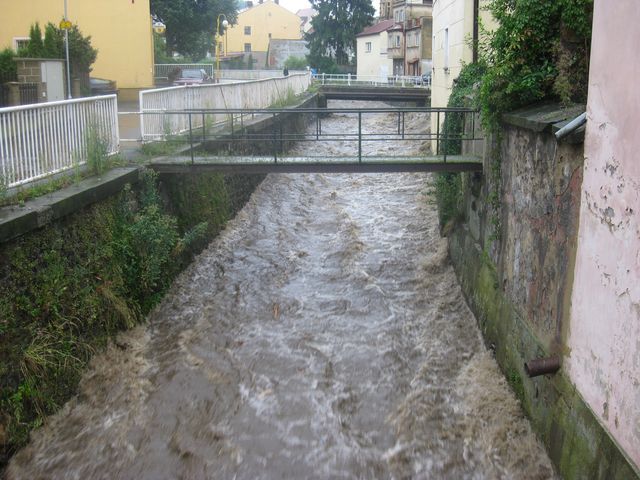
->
left=246, top=0, right=253, bottom=6
left=274, top=0, right=279, bottom=3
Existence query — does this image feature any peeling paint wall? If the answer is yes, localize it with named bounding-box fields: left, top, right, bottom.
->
left=499, top=125, right=584, bottom=348
left=566, top=0, right=640, bottom=469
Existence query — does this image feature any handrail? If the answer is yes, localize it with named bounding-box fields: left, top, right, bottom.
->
left=0, top=94, right=117, bottom=113
left=143, top=106, right=480, bottom=166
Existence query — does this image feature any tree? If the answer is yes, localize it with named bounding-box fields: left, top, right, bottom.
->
left=150, top=0, right=238, bottom=60
left=43, top=23, right=63, bottom=59
left=284, top=56, right=307, bottom=70
left=0, top=48, right=17, bottom=83
left=21, top=22, right=97, bottom=82
left=25, top=23, right=45, bottom=57
left=305, top=0, right=374, bottom=67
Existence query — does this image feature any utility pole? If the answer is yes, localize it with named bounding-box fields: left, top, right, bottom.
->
left=64, top=0, right=72, bottom=98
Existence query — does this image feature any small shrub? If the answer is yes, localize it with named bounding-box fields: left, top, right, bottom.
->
left=85, top=122, right=109, bottom=175
left=284, top=56, right=308, bottom=70
left=431, top=172, right=463, bottom=228
left=0, top=48, right=17, bottom=83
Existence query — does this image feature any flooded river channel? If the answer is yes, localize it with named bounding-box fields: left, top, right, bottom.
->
left=8, top=101, right=556, bottom=479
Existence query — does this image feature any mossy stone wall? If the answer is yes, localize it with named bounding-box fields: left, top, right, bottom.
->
left=449, top=108, right=639, bottom=478
left=0, top=170, right=264, bottom=469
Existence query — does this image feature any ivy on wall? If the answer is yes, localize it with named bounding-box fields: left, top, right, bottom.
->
left=479, top=0, right=593, bottom=128
left=433, top=0, right=592, bottom=234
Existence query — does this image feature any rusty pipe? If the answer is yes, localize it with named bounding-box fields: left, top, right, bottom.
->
left=524, top=356, right=560, bottom=378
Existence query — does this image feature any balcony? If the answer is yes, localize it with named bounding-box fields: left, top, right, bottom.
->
left=388, top=46, right=405, bottom=59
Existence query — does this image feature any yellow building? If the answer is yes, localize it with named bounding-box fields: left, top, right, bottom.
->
left=0, top=0, right=154, bottom=96
left=225, top=0, right=302, bottom=56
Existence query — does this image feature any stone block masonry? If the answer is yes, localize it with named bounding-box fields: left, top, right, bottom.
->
left=449, top=104, right=639, bottom=479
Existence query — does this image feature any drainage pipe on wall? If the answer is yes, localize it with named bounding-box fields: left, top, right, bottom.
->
left=555, top=112, right=586, bottom=140
left=524, top=356, right=561, bottom=377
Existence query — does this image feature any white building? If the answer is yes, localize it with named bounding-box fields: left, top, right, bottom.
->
left=356, top=20, right=395, bottom=79
left=296, top=8, right=317, bottom=34
left=431, top=0, right=495, bottom=140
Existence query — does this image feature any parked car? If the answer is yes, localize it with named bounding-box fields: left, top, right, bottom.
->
left=173, top=69, right=214, bottom=86
left=417, top=72, right=431, bottom=86
left=90, top=77, right=118, bottom=96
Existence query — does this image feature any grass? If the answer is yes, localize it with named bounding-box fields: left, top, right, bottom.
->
left=269, top=87, right=306, bottom=108
left=0, top=154, right=127, bottom=208
left=0, top=169, right=265, bottom=468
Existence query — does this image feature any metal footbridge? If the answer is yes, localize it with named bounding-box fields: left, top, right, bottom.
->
left=146, top=106, right=483, bottom=174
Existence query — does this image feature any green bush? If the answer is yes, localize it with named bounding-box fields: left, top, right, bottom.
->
left=479, top=0, right=592, bottom=127
left=284, top=56, right=308, bottom=70
left=0, top=169, right=262, bottom=467
left=0, top=48, right=17, bottom=83
left=19, top=22, right=97, bottom=80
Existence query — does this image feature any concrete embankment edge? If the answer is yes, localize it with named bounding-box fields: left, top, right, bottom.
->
left=448, top=224, right=639, bottom=479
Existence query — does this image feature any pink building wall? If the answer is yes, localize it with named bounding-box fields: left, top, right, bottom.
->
left=567, top=0, right=640, bottom=469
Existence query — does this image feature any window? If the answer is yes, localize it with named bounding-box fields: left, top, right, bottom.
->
left=244, top=43, right=252, bottom=52
left=444, top=27, right=449, bottom=71
left=13, top=37, right=29, bottom=52
left=244, top=26, right=251, bottom=35
left=395, top=35, right=401, bottom=48
left=365, top=42, right=372, bottom=53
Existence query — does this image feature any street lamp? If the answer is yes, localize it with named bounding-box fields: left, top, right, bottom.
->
left=216, top=14, right=229, bottom=81
left=63, top=0, right=72, bottom=98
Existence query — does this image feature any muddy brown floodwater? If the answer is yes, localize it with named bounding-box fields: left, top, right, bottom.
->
left=8, top=101, right=557, bottom=480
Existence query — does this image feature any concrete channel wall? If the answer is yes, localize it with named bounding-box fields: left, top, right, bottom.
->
left=448, top=105, right=639, bottom=479
left=0, top=94, right=319, bottom=466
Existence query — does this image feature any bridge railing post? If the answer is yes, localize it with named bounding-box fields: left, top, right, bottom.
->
left=358, top=111, right=362, bottom=163
left=189, top=112, right=194, bottom=164
left=443, top=111, right=448, bottom=163
left=436, top=110, right=440, bottom=156
left=202, top=112, right=206, bottom=143
left=272, top=113, right=278, bottom=163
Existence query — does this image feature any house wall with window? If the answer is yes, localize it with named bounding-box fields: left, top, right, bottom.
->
left=356, top=20, right=395, bottom=79
left=431, top=0, right=494, bottom=143
left=0, top=0, right=154, bottom=92
left=226, top=1, right=302, bottom=56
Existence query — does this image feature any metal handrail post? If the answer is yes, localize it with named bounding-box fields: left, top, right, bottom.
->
left=436, top=111, right=440, bottom=155
left=188, top=112, right=194, bottom=164
left=443, top=112, right=448, bottom=163
left=358, top=111, right=362, bottom=163
left=272, top=113, right=277, bottom=163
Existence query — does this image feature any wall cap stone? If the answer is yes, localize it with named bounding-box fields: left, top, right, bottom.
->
left=0, top=167, right=140, bottom=244
left=502, top=103, right=585, bottom=133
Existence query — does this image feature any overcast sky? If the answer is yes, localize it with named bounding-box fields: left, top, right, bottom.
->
left=278, top=0, right=311, bottom=13
left=276, top=0, right=378, bottom=16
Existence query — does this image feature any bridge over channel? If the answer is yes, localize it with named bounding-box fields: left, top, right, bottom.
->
left=146, top=106, right=482, bottom=175
left=317, top=85, right=430, bottom=105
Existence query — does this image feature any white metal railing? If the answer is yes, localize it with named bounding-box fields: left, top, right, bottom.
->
left=154, top=63, right=215, bottom=79
left=313, top=73, right=431, bottom=88
left=0, top=95, right=119, bottom=188
left=218, top=69, right=307, bottom=81
left=154, top=65, right=308, bottom=82
left=139, top=73, right=311, bottom=141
